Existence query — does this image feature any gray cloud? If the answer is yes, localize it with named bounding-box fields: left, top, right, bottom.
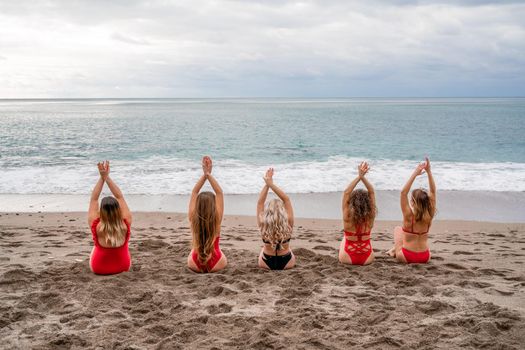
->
left=0, top=0, right=524, bottom=97
left=111, top=33, right=151, bottom=45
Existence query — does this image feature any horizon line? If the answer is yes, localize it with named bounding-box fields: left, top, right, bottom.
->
left=1, top=96, right=525, bottom=100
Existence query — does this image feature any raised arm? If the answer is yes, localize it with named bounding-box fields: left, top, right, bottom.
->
left=342, top=176, right=360, bottom=220
left=88, top=177, right=104, bottom=226
left=401, top=161, right=426, bottom=219
left=203, top=156, right=224, bottom=223
left=109, top=185, right=132, bottom=228
left=88, top=161, right=109, bottom=227
left=98, top=161, right=132, bottom=224
left=207, top=174, right=224, bottom=222
left=359, top=162, right=375, bottom=210
left=188, top=173, right=206, bottom=222
left=342, top=162, right=370, bottom=221
left=424, top=157, right=436, bottom=205
left=264, top=168, right=294, bottom=228
left=257, top=183, right=270, bottom=227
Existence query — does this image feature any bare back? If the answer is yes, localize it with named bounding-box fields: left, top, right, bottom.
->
left=402, top=215, right=431, bottom=251
left=343, top=218, right=372, bottom=241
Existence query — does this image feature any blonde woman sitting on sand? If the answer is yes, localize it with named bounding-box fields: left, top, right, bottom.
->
left=187, top=156, right=227, bottom=273
left=388, top=157, right=436, bottom=264
left=88, top=161, right=133, bottom=275
left=339, top=161, right=377, bottom=265
left=256, top=168, right=295, bottom=270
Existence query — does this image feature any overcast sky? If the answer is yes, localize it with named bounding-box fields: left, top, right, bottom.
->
left=1, top=0, right=524, bottom=98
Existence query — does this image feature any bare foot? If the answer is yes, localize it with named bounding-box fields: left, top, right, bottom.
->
left=386, top=247, right=396, bottom=257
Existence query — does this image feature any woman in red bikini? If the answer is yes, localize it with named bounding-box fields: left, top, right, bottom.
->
left=88, top=161, right=132, bottom=275
left=388, top=157, right=436, bottom=264
left=187, top=156, right=227, bottom=273
left=339, top=161, right=377, bottom=265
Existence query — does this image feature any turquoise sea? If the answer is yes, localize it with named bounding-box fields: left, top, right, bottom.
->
left=1, top=98, right=524, bottom=195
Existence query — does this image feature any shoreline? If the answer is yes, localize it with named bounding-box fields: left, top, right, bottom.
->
left=1, top=190, right=525, bottom=222
left=1, top=211, right=522, bottom=226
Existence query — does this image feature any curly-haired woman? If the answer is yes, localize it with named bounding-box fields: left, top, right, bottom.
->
left=339, top=161, right=377, bottom=266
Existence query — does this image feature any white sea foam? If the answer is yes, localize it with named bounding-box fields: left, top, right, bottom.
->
left=0, top=156, right=524, bottom=195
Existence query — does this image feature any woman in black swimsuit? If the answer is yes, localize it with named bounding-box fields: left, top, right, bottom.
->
left=256, top=168, right=295, bottom=270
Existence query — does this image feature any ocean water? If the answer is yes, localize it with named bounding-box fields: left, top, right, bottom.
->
left=1, top=98, right=524, bottom=195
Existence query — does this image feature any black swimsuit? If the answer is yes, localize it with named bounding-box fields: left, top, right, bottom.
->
left=262, top=238, right=292, bottom=270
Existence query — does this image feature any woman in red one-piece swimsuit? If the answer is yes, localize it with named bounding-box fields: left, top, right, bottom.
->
left=187, top=156, right=227, bottom=273
left=387, top=157, right=437, bottom=264
left=88, top=161, right=132, bottom=275
left=339, top=161, right=377, bottom=266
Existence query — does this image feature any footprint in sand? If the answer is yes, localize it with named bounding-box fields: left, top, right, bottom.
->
left=59, top=311, right=95, bottom=324
left=2, top=267, right=37, bottom=284
left=457, top=280, right=492, bottom=288
left=503, top=276, right=525, bottom=282
left=138, top=239, right=169, bottom=250
left=206, top=303, right=232, bottom=315
left=65, top=252, right=83, bottom=257
left=365, top=313, right=389, bottom=324
left=312, top=245, right=332, bottom=251
left=234, top=281, right=253, bottom=292
left=420, top=286, right=437, bottom=296
left=487, top=233, right=506, bottom=238
left=474, top=241, right=494, bottom=245
left=38, top=232, right=58, bottom=237
left=491, top=289, right=514, bottom=296
left=453, top=250, right=475, bottom=255
left=416, top=300, right=456, bottom=315
left=478, top=268, right=506, bottom=276
left=209, top=286, right=237, bottom=297
left=444, top=262, right=467, bottom=270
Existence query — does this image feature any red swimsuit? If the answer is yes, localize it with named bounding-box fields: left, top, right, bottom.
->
left=90, top=218, right=131, bottom=275
left=401, top=217, right=430, bottom=264
left=191, top=236, right=222, bottom=272
left=344, top=224, right=372, bottom=265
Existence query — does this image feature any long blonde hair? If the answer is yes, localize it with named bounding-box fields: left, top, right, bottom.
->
left=97, top=196, right=127, bottom=247
left=411, top=189, right=436, bottom=223
left=260, top=199, right=292, bottom=249
left=191, top=191, right=219, bottom=265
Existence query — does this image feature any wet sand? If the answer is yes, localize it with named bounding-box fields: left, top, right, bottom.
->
left=0, top=212, right=524, bottom=349
left=1, top=190, right=525, bottom=222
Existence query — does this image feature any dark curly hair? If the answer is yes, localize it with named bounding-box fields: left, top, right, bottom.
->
left=347, top=189, right=376, bottom=227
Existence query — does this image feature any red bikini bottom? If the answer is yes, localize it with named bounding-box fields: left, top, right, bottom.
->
left=191, top=237, right=222, bottom=272
left=344, top=238, right=372, bottom=265
left=401, top=247, right=430, bottom=264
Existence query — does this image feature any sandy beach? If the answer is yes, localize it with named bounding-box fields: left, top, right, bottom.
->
left=0, top=212, right=524, bottom=349
left=2, top=190, right=524, bottom=222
